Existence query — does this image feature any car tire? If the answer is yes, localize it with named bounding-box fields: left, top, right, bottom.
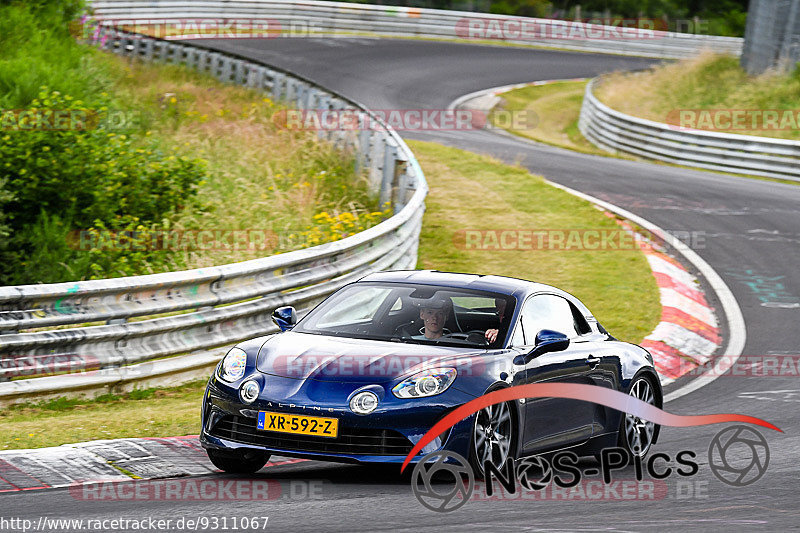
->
left=616, top=374, right=659, bottom=461
left=469, top=398, right=517, bottom=479
left=207, top=448, right=270, bottom=474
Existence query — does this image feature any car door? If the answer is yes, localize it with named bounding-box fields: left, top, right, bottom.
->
left=581, top=334, right=624, bottom=436
left=568, top=310, right=622, bottom=436
left=513, top=294, right=598, bottom=454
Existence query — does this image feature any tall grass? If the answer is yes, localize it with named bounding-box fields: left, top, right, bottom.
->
left=0, top=1, right=108, bottom=108
left=595, top=53, right=800, bottom=140
left=105, top=59, right=382, bottom=270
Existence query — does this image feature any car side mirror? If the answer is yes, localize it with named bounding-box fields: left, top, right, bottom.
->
left=513, top=329, right=570, bottom=365
left=272, top=306, right=297, bottom=331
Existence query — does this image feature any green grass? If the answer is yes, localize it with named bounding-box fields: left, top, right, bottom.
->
left=491, top=80, right=608, bottom=155
left=0, top=380, right=207, bottom=450
left=0, top=2, right=103, bottom=109
left=595, top=53, right=800, bottom=141
left=410, top=140, right=661, bottom=344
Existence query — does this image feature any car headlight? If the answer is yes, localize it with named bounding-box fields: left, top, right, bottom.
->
left=218, top=347, right=247, bottom=382
left=240, top=380, right=260, bottom=404
left=350, top=390, right=379, bottom=415
left=392, top=368, right=457, bottom=398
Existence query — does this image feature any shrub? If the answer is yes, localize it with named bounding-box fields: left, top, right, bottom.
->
left=0, top=88, right=207, bottom=283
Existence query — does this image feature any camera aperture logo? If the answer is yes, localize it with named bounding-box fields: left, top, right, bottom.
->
left=411, top=451, right=473, bottom=512
left=708, top=425, right=769, bottom=487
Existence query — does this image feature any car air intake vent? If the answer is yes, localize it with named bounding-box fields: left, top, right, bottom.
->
left=209, top=415, right=414, bottom=456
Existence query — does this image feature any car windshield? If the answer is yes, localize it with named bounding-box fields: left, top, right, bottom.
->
left=293, top=282, right=516, bottom=348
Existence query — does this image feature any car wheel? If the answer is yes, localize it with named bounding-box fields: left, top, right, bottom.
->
left=471, top=399, right=516, bottom=476
left=207, top=448, right=270, bottom=474
left=617, top=375, right=658, bottom=459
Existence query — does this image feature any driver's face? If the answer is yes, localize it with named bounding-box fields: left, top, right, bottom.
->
left=420, top=307, right=446, bottom=338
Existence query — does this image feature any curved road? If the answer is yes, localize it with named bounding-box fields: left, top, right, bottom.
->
left=6, top=39, right=800, bottom=531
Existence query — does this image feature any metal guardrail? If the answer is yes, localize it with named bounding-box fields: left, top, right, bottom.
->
left=0, top=28, right=427, bottom=402
left=579, top=79, right=800, bottom=182
left=87, top=0, right=743, bottom=59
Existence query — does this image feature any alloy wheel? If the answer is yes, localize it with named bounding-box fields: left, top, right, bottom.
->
left=473, top=401, right=513, bottom=470
left=624, top=377, right=657, bottom=457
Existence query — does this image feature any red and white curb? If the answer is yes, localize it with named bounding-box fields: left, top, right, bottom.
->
left=612, top=218, right=720, bottom=386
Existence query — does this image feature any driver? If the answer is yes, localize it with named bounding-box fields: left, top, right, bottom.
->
left=415, top=298, right=451, bottom=340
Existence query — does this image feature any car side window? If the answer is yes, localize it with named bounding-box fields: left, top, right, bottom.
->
left=570, top=302, right=592, bottom=335
left=520, top=294, right=579, bottom=342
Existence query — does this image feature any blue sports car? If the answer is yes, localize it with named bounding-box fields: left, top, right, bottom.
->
left=200, top=270, right=662, bottom=473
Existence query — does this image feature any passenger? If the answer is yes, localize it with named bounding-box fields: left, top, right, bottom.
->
left=484, top=297, right=507, bottom=343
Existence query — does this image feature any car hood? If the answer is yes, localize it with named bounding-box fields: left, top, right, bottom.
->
left=255, top=331, right=488, bottom=383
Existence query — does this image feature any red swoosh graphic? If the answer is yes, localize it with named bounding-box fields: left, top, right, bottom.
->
left=401, top=383, right=782, bottom=473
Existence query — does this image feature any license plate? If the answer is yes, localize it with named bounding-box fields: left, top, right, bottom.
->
left=257, top=411, right=338, bottom=438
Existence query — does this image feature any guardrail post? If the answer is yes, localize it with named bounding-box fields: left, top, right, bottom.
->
left=391, top=160, right=409, bottom=213
left=261, top=68, right=275, bottom=92
left=246, top=65, right=262, bottom=88
left=206, top=52, right=220, bottom=75
left=379, top=144, right=397, bottom=208
left=168, top=43, right=180, bottom=64
left=192, top=50, right=203, bottom=71
left=187, top=48, right=199, bottom=68
left=236, top=62, right=249, bottom=85
left=330, top=98, right=346, bottom=150
left=355, top=124, right=371, bottom=174
left=218, top=57, right=233, bottom=82
left=139, top=38, right=151, bottom=60
left=273, top=72, right=286, bottom=100
left=315, top=94, right=331, bottom=142
left=284, top=78, right=295, bottom=103
left=123, top=41, right=135, bottom=58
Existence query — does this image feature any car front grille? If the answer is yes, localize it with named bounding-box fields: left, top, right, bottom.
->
left=209, top=415, right=415, bottom=456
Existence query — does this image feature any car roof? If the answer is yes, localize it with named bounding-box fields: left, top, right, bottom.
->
left=357, top=270, right=596, bottom=322
left=359, top=270, right=551, bottom=297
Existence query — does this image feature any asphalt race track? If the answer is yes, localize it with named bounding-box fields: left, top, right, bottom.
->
left=5, top=39, right=800, bottom=531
